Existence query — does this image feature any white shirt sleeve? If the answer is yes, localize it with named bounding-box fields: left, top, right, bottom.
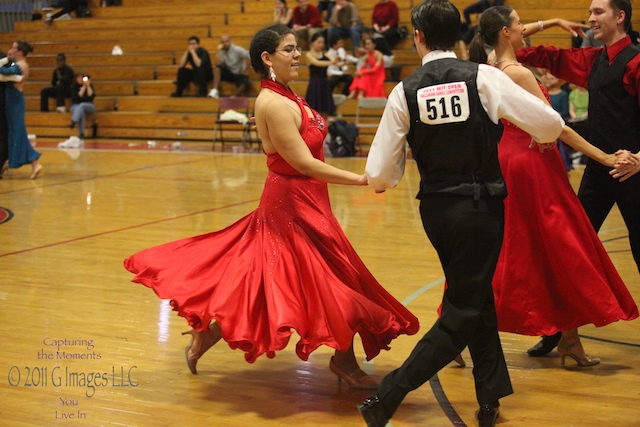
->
left=477, top=64, right=565, bottom=143
left=365, top=82, right=411, bottom=191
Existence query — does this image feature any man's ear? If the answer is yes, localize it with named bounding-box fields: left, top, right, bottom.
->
left=616, top=10, right=626, bottom=27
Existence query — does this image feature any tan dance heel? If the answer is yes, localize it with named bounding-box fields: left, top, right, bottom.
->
left=329, top=356, right=378, bottom=390
left=181, top=326, right=222, bottom=374
left=557, top=339, right=600, bottom=368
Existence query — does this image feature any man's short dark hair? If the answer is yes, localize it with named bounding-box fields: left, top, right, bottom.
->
left=188, top=36, right=200, bottom=44
left=411, top=0, right=461, bottom=51
left=57, top=53, right=66, bottom=60
left=610, top=0, right=632, bottom=33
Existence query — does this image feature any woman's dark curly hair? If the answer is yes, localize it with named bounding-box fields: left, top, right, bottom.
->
left=249, top=24, right=295, bottom=77
left=15, top=40, right=34, bottom=56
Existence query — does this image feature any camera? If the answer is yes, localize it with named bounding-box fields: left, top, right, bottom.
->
left=82, top=74, right=90, bottom=81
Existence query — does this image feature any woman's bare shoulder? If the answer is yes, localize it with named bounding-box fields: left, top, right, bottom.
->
left=502, top=64, right=536, bottom=85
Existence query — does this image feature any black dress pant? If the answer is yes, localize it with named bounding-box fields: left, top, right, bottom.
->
left=329, top=74, right=353, bottom=96
left=377, top=194, right=513, bottom=419
left=40, top=85, right=70, bottom=111
left=578, top=161, right=640, bottom=272
left=175, top=66, right=211, bottom=97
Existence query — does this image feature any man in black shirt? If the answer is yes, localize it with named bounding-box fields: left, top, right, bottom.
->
left=40, top=53, right=74, bottom=113
left=171, top=36, right=213, bottom=98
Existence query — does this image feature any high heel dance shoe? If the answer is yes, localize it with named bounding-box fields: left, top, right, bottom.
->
left=329, top=357, right=378, bottom=390
left=453, top=354, right=466, bottom=367
left=29, top=164, right=43, bottom=180
left=182, top=327, right=221, bottom=374
left=557, top=339, right=600, bottom=368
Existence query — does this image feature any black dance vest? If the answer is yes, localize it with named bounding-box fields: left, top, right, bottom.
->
left=588, top=44, right=640, bottom=163
left=403, top=58, right=505, bottom=200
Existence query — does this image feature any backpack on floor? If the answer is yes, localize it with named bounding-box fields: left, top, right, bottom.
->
left=327, top=120, right=358, bottom=157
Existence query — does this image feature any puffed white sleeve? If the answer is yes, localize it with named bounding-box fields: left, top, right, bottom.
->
left=365, top=82, right=411, bottom=191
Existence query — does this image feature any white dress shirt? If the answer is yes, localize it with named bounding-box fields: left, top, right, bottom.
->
left=365, top=51, right=565, bottom=191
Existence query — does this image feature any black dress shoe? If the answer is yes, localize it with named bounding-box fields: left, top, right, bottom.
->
left=476, top=403, right=500, bottom=427
left=527, top=331, right=561, bottom=357
left=68, top=120, right=77, bottom=129
left=357, top=396, right=388, bottom=427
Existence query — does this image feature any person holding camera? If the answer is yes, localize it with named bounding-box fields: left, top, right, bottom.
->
left=69, top=72, right=95, bottom=140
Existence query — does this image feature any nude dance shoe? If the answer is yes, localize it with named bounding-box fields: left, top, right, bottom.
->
left=29, top=164, right=43, bottom=180
left=329, top=356, right=378, bottom=390
left=181, top=327, right=222, bottom=374
left=557, top=338, right=601, bottom=368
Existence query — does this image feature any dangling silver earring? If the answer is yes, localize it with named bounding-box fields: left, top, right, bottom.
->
left=269, top=66, right=276, bottom=82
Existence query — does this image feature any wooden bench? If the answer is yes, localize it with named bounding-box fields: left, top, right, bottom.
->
left=1, top=25, right=213, bottom=44
left=24, top=80, right=136, bottom=96
left=27, top=52, right=177, bottom=68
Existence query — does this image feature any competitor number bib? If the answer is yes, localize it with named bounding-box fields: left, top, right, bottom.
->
left=417, top=82, right=470, bottom=125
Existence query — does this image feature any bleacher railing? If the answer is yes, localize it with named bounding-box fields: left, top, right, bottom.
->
left=0, top=0, right=49, bottom=33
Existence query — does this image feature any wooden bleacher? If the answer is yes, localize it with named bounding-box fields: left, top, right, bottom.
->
left=6, top=0, right=640, bottom=150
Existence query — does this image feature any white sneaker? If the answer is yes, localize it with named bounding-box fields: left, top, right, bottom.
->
left=56, top=106, right=66, bottom=113
left=57, top=136, right=83, bottom=149
left=207, top=88, right=219, bottom=98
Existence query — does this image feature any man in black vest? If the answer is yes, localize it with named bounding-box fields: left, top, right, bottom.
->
left=516, top=0, right=640, bottom=358
left=357, top=1, right=568, bottom=426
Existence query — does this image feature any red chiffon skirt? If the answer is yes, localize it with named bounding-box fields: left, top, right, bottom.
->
left=125, top=171, right=419, bottom=363
left=492, top=123, right=638, bottom=336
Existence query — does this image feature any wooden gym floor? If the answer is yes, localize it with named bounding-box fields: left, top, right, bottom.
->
left=0, top=141, right=638, bottom=426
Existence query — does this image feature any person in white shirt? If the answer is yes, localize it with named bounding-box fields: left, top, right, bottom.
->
left=357, top=1, right=566, bottom=426
left=327, top=36, right=357, bottom=95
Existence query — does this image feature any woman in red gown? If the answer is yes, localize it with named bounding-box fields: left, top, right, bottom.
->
left=348, top=38, right=387, bottom=98
left=468, top=6, right=638, bottom=367
left=124, top=24, right=419, bottom=387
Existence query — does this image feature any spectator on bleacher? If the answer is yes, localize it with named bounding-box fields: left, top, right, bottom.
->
left=0, top=41, right=43, bottom=180
left=327, top=36, right=357, bottom=96
left=171, top=36, right=213, bottom=98
left=347, top=37, right=386, bottom=99
left=568, top=84, right=590, bottom=164
left=358, top=27, right=394, bottom=68
left=327, top=0, right=363, bottom=54
left=581, top=28, right=605, bottom=47
left=305, top=32, right=336, bottom=120
left=68, top=72, right=95, bottom=140
left=317, top=0, right=336, bottom=23
left=457, top=0, right=504, bottom=60
left=371, top=0, right=401, bottom=48
left=44, top=0, right=90, bottom=23
left=211, top=35, right=251, bottom=98
left=40, top=53, right=74, bottom=113
left=542, top=71, right=573, bottom=171
left=273, top=0, right=293, bottom=28
left=292, top=0, right=323, bottom=49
